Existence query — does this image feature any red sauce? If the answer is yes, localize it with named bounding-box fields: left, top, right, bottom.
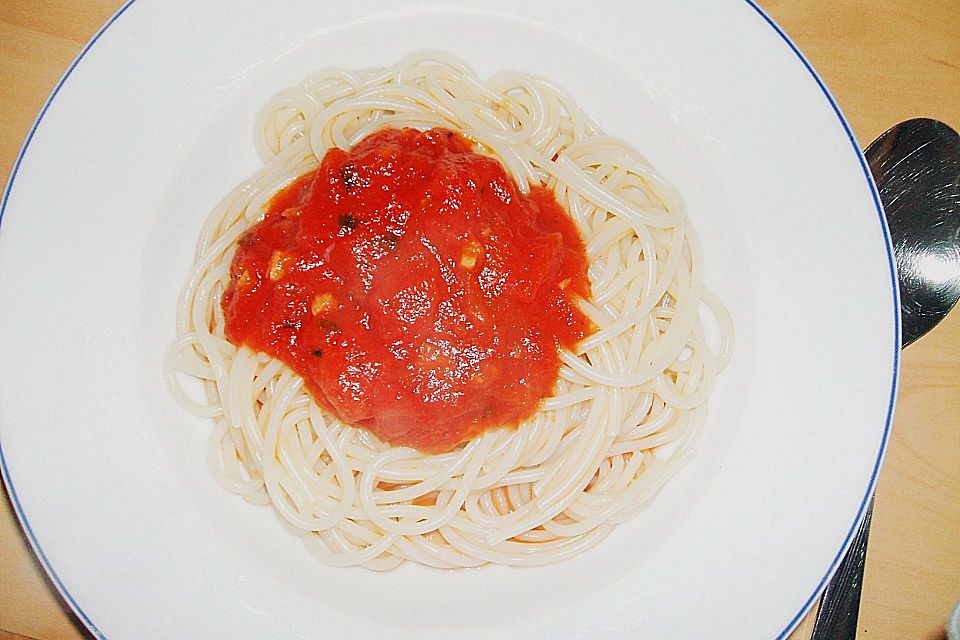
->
left=222, top=127, right=591, bottom=453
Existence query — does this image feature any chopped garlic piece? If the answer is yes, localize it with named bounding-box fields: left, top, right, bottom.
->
left=311, top=293, right=336, bottom=316
left=267, top=251, right=293, bottom=281
left=460, top=240, right=483, bottom=269
left=237, top=269, right=253, bottom=290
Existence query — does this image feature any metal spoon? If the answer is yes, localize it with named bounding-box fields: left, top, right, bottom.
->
left=810, top=118, right=960, bottom=639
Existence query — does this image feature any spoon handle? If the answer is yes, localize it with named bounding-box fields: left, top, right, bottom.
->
left=810, top=499, right=873, bottom=638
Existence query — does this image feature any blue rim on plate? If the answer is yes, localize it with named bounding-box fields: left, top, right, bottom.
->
left=0, top=1, right=900, bottom=638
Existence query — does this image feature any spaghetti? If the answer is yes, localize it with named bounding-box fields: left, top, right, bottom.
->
left=166, top=51, right=733, bottom=569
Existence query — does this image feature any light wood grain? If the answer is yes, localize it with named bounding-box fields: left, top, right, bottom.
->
left=1, top=1, right=958, bottom=638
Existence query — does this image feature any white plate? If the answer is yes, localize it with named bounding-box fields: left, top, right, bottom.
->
left=0, top=1, right=898, bottom=638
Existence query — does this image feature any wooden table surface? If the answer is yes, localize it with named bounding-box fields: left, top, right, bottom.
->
left=1, top=1, right=958, bottom=638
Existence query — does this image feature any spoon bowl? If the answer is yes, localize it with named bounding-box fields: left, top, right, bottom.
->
left=867, top=118, right=960, bottom=346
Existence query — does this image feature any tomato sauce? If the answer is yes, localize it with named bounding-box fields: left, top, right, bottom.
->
left=222, top=127, right=591, bottom=453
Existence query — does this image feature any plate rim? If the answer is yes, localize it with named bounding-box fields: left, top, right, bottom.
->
left=0, top=1, right=901, bottom=638
left=0, top=4, right=137, bottom=638
left=743, top=5, right=901, bottom=638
